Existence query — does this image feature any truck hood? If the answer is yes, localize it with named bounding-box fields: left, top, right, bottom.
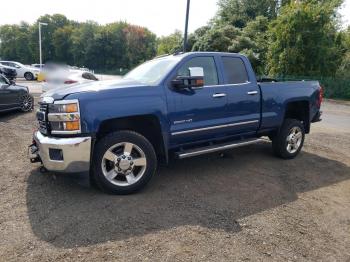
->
left=42, top=79, right=146, bottom=100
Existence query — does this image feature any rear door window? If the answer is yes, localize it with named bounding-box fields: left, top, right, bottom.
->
left=222, top=57, right=249, bottom=84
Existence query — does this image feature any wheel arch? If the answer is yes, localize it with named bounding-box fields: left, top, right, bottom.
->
left=96, top=114, right=168, bottom=164
left=283, top=100, right=310, bottom=133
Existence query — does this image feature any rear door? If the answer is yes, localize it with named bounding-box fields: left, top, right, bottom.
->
left=220, top=56, right=260, bottom=134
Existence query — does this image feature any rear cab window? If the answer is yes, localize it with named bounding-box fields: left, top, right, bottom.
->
left=221, top=56, right=249, bottom=84
left=177, top=56, right=219, bottom=86
left=82, top=72, right=98, bottom=81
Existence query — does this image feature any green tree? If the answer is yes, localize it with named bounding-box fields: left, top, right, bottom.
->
left=70, top=21, right=99, bottom=67
left=240, top=16, right=269, bottom=74
left=157, top=30, right=183, bottom=55
left=0, top=15, right=157, bottom=72
left=336, top=27, right=350, bottom=77
left=29, top=14, right=72, bottom=62
left=216, top=0, right=279, bottom=28
left=123, top=25, right=157, bottom=68
left=0, top=23, right=32, bottom=63
left=267, top=0, right=343, bottom=77
left=191, top=25, right=241, bottom=52
left=52, top=25, right=74, bottom=64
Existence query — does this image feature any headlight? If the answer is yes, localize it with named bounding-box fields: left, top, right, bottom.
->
left=48, top=99, right=81, bottom=134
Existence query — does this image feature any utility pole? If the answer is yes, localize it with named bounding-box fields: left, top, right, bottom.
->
left=183, top=0, right=191, bottom=52
left=38, top=22, right=48, bottom=69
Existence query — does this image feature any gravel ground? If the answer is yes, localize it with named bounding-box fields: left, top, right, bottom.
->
left=0, top=90, right=349, bottom=261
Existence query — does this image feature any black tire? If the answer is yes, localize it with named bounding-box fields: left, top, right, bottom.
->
left=272, top=119, right=305, bottom=159
left=20, top=94, right=34, bottom=112
left=91, top=130, right=157, bottom=195
left=24, top=72, right=34, bottom=81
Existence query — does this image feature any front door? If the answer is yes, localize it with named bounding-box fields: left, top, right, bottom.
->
left=166, top=56, right=229, bottom=145
left=0, top=75, right=18, bottom=111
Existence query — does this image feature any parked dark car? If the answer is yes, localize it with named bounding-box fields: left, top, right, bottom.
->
left=0, top=74, right=33, bottom=112
left=0, top=64, right=17, bottom=81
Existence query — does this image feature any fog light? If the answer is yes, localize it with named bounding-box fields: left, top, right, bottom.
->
left=49, top=148, right=63, bottom=161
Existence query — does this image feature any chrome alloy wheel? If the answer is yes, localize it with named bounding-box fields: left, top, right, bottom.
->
left=101, top=142, right=147, bottom=186
left=21, top=94, right=33, bottom=112
left=286, top=126, right=303, bottom=154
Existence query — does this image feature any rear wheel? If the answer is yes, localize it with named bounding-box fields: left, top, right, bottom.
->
left=24, top=72, right=34, bottom=81
left=272, top=119, right=305, bottom=159
left=91, top=130, right=157, bottom=194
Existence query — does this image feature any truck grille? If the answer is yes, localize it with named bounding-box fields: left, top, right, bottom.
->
left=37, top=103, right=49, bottom=135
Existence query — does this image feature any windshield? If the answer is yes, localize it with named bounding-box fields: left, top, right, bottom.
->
left=124, top=56, right=181, bottom=85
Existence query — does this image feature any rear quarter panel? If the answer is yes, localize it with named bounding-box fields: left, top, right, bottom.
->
left=259, top=81, right=321, bottom=130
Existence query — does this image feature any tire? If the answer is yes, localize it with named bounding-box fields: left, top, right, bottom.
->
left=91, top=130, right=157, bottom=194
left=20, top=94, right=34, bottom=112
left=272, top=119, right=305, bottom=159
left=24, top=72, right=34, bottom=81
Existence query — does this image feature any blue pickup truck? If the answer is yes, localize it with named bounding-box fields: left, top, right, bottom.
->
left=29, top=52, right=323, bottom=194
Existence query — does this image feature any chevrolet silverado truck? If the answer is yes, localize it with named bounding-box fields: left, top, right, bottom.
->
left=29, top=52, right=323, bottom=194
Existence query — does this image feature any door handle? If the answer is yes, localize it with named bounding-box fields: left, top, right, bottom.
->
left=212, top=93, right=226, bottom=98
left=247, top=91, right=258, bottom=95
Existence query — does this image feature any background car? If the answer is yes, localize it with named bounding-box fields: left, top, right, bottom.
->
left=0, top=61, right=40, bottom=81
left=0, top=64, right=17, bottom=80
left=31, top=64, right=45, bottom=69
left=0, top=74, right=34, bottom=112
left=42, top=70, right=98, bottom=92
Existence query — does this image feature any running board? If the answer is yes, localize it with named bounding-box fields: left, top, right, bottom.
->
left=176, top=138, right=266, bottom=159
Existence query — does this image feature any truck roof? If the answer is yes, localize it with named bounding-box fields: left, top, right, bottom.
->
left=173, top=51, right=244, bottom=58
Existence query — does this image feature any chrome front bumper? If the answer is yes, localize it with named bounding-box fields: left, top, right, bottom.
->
left=30, top=131, right=92, bottom=173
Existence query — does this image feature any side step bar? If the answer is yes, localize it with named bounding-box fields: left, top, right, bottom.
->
left=176, top=138, right=267, bottom=159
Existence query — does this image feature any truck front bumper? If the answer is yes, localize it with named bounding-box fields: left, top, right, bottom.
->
left=29, top=131, right=92, bottom=173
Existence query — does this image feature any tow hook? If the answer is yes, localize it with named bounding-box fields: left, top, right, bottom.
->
left=28, top=143, right=41, bottom=163
left=39, top=166, right=48, bottom=173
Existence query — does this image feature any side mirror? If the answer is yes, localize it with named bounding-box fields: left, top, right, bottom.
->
left=171, top=67, right=204, bottom=90
left=9, top=80, right=15, bottom=85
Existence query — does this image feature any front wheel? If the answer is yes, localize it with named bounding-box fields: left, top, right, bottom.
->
left=272, top=119, right=305, bottom=159
left=91, top=130, right=157, bottom=194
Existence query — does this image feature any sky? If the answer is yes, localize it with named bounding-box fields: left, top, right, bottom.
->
left=0, top=0, right=349, bottom=36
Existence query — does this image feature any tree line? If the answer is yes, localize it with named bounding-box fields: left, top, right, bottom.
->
left=0, top=14, right=157, bottom=73
left=158, top=0, right=350, bottom=79
left=0, top=0, right=349, bottom=82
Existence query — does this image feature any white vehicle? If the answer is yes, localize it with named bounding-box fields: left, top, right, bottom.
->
left=42, top=71, right=98, bottom=93
left=31, top=64, right=45, bottom=69
left=0, top=61, right=40, bottom=81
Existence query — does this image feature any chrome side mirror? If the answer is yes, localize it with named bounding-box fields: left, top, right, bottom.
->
left=171, top=67, right=205, bottom=90
left=188, top=67, right=204, bottom=78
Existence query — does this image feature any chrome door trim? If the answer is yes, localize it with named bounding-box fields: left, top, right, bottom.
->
left=247, top=91, right=258, bottom=95
left=204, top=81, right=251, bottom=88
left=171, top=120, right=259, bottom=136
